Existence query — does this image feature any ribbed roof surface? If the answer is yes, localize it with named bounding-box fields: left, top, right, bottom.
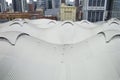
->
left=0, top=18, right=120, bottom=80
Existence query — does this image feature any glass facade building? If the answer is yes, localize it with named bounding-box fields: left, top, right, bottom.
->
left=82, top=0, right=107, bottom=22
left=111, top=0, right=120, bottom=19
left=88, top=0, right=105, bottom=6
left=12, top=0, right=27, bottom=12
left=54, top=0, right=60, bottom=8
left=46, top=0, right=60, bottom=9
left=88, top=10, right=104, bottom=22
left=0, top=0, right=6, bottom=12
left=37, top=0, right=60, bottom=11
left=12, top=0, right=22, bottom=12
left=37, top=0, right=46, bottom=10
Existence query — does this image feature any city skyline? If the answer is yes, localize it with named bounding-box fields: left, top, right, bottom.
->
left=6, top=0, right=36, bottom=4
left=6, top=0, right=75, bottom=4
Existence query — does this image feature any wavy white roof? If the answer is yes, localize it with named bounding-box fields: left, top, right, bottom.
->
left=0, top=18, right=120, bottom=80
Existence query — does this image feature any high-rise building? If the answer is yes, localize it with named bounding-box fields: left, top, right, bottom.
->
left=105, top=0, right=113, bottom=20
left=46, top=0, right=52, bottom=9
left=82, top=0, right=108, bottom=22
left=111, top=0, right=120, bottom=19
left=60, top=3, right=76, bottom=21
left=54, top=0, right=60, bottom=8
left=45, top=0, right=60, bottom=9
left=0, top=0, right=7, bottom=12
left=12, top=0, right=28, bottom=12
left=22, top=0, right=28, bottom=12
left=12, top=0, right=21, bottom=12
left=36, top=0, right=46, bottom=10
left=75, top=0, right=82, bottom=20
left=45, top=0, right=60, bottom=18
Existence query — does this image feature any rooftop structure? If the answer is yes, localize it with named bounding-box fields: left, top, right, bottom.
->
left=0, top=18, right=120, bottom=80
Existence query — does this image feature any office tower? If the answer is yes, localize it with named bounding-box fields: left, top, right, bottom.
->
left=36, top=0, right=46, bottom=10
left=75, top=0, right=81, bottom=20
left=22, top=0, right=28, bottom=12
left=45, top=0, right=60, bottom=18
left=0, top=0, right=7, bottom=12
left=39, top=0, right=61, bottom=9
left=82, top=0, right=108, bottom=22
left=54, top=0, right=60, bottom=8
left=105, top=0, right=113, bottom=20
left=12, top=0, right=28, bottom=12
left=46, top=0, right=52, bottom=9
left=12, top=0, right=22, bottom=12
left=36, top=0, right=60, bottom=10
left=51, top=0, right=60, bottom=8
left=111, top=0, right=120, bottom=19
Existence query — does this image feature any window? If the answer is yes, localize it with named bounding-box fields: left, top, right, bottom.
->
left=96, top=11, right=100, bottom=21
left=93, top=0, right=96, bottom=6
left=101, top=0, right=105, bottom=6
left=97, top=0, right=101, bottom=6
left=88, top=0, right=105, bottom=6
left=89, top=0, right=92, bottom=6
left=48, top=0, right=52, bottom=9
left=100, top=11, right=103, bottom=21
left=88, top=10, right=104, bottom=22
left=92, top=11, right=95, bottom=22
left=88, top=11, right=92, bottom=21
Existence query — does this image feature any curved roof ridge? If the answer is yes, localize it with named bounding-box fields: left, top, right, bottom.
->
left=0, top=31, right=29, bottom=46
left=97, top=30, right=120, bottom=43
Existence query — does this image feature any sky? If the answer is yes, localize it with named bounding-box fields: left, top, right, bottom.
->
left=69, top=0, right=74, bottom=2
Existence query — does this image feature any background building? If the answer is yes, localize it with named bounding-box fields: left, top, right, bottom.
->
left=12, top=0, right=22, bottom=12
left=28, top=0, right=37, bottom=12
left=111, top=0, right=120, bottom=19
left=82, top=0, right=108, bottom=22
left=75, top=0, right=82, bottom=20
left=54, top=0, right=61, bottom=8
left=12, top=0, right=28, bottom=12
left=28, top=3, right=34, bottom=12
left=36, top=0, right=46, bottom=10
left=0, top=0, right=7, bottom=12
left=60, top=3, right=76, bottom=21
left=22, top=0, right=28, bottom=12
left=45, top=0, right=60, bottom=18
left=36, top=0, right=60, bottom=10
left=46, top=0, right=52, bottom=9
